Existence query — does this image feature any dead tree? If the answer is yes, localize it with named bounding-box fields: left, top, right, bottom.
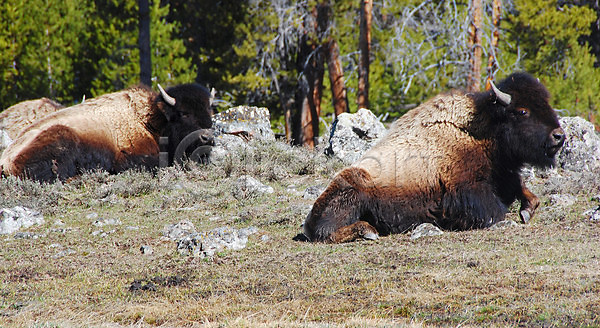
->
left=294, top=4, right=327, bottom=148
left=485, top=0, right=502, bottom=90
left=326, top=32, right=348, bottom=115
left=467, top=0, right=483, bottom=92
left=358, top=0, right=373, bottom=109
left=294, top=1, right=349, bottom=147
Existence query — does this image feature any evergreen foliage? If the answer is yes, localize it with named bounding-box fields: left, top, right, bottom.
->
left=0, top=0, right=599, bottom=130
left=0, top=0, right=193, bottom=107
left=504, top=0, right=600, bottom=119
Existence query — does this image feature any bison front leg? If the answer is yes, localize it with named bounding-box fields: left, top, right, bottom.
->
left=518, top=182, right=539, bottom=224
left=327, top=221, right=379, bottom=243
left=303, top=168, right=379, bottom=243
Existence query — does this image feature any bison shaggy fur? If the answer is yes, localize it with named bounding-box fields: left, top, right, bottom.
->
left=0, top=84, right=213, bottom=182
left=303, top=72, right=565, bottom=243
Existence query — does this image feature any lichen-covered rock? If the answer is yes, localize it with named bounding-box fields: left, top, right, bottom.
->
left=176, top=226, right=259, bottom=258
left=211, top=106, right=276, bottom=163
left=0, top=206, right=44, bottom=235
left=410, top=223, right=443, bottom=240
left=213, top=106, right=275, bottom=142
left=555, top=116, right=600, bottom=172
left=162, top=220, right=197, bottom=241
left=326, top=108, right=387, bottom=164
left=489, top=220, right=518, bottom=230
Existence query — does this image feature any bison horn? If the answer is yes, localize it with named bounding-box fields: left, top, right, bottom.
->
left=158, top=84, right=176, bottom=106
left=489, top=80, right=511, bottom=106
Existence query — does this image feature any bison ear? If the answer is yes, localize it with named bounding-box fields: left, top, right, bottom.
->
left=489, top=80, right=511, bottom=106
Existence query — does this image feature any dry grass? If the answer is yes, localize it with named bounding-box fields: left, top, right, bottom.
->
left=1, top=140, right=600, bottom=327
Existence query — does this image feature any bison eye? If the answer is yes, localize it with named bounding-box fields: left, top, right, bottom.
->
left=516, top=108, right=530, bottom=118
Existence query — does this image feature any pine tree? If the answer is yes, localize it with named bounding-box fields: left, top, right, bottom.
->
left=504, top=0, right=600, bottom=117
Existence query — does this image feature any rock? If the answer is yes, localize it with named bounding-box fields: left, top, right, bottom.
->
left=92, top=217, right=122, bottom=227
left=91, top=229, right=116, bottom=237
left=303, top=185, right=326, bottom=200
left=555, top=116, right=600, bottom=172
left=0, top=206, right=44, bottom=235
left=233, top=175, right=274, bottom=199
left=176, top=226, right=259, bottom=258
left=210, top=106, right=276, bottom=164
left=140, top=245, right=153, bottom=255
left=162, top=220, right=197, bottom=241
left=547, top=194, right=578, bottom=208
left=410, top=223, right=443, bottom=240
left=326, top=108, right=387, bottom=164
left=14, top=231, right=45, bottom=239
left=213, top=106, right=275, bottom=142
left=489, top=220, right=518, bottom=230
left=583, top=206, right=600, bottom=221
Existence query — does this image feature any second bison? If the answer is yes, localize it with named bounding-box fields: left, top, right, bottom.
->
left=303, top=72, right=565, bottom=243
left=0, top=83, right=213, bottom=182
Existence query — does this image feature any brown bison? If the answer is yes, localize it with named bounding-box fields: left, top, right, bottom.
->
left=303, top=72, right=565, bottom=243
left=0, top=84, right=213, bottom=182
left=0, top=98, right=64, bottom=141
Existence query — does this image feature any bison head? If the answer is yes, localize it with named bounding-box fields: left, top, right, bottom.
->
left=157, top=83, right=214, bottom=164
left=481, top=72, right=565, bottom=169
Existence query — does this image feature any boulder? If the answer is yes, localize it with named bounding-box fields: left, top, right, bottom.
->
left=0, top=206, right=44, bottom=235
left=326, top=108, right=387, bottom=164
left=555, top=116, right=600, bottom=172
left=211, top=106, right=276, bottom=163
left=176, top=226, right=259, bottom=258
left=213, top=106, right=275, bottom=142
left=162, top=220, right=197, bottom=241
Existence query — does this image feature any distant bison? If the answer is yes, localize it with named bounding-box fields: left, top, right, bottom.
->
left=303, top=72, right=565, bottom=243
left=0, top=98, right=64, bottom=141
left=0, top=84, right=213, bottom=182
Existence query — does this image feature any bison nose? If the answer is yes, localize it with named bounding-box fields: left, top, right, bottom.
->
left=551, top=127, right=565, bottom=147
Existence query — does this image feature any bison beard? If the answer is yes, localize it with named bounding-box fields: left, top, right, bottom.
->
left=303, top=72, right=565, bottom=243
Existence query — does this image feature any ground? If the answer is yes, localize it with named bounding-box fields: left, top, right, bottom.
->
left=0, top=140, right=599, bottom=327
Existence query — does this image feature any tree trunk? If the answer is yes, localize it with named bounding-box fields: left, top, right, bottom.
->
left=294, top=5, right=326, bottom=148
left=326, top=39, right=349, bottom=116
left=485, top=0, right=502, bottom=90
left=467, top=0, right=483, bottom=92
left=358, top=0, right=372, bottom=109
left=138, top=0, right=151, bottom=87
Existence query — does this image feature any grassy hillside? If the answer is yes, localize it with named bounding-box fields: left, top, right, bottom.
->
left=1, top=140, right=599, bottom=327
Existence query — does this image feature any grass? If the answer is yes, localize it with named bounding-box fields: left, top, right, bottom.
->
left=1, top=139, right=600, bottom=327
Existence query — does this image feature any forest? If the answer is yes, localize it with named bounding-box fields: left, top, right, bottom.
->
left=1, top=0, right=599, bottom=146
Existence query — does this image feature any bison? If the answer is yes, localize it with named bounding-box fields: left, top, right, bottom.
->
left=302, top=72, right=565, bottom=243
left=0, top=97, right=64, bottom=141
left=0, top=83, right=213, bottom=182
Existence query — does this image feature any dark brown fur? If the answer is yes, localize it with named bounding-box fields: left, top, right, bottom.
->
left=0, top=84, right=213, bottom=182
left=303, top=72, right=565, bottom=243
